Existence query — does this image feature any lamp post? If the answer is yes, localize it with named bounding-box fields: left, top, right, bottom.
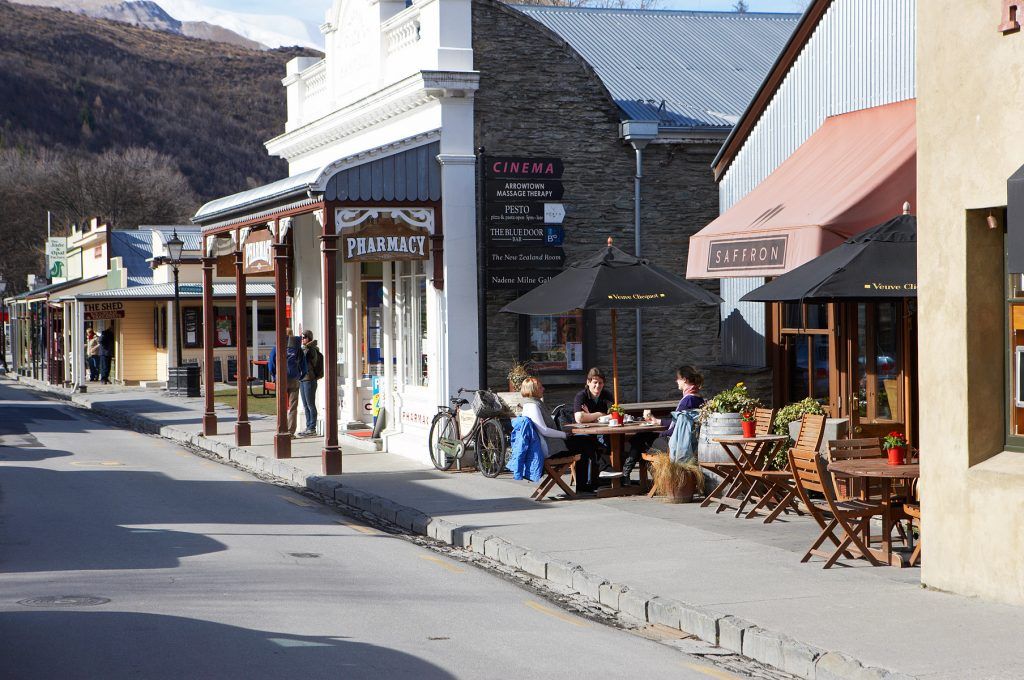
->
left=0, top=276, right=8, bottom=373
left=166, top=230, right=184, bottom=368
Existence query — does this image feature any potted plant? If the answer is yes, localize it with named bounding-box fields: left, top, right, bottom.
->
left=506, top=359, right=533, bottom=392
left=883, top=431, right=908, bottom=465
left=649, top=453, right=706, bottom=503
left=697, top=382, right=761, bottom=469
left=608, top=403, right=625, bottom=425
left=740, top=410, right=757, bottom=438
left=769, top=397, right=827, bottom=469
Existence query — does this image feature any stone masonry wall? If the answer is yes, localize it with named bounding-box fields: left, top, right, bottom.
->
left=472, top=0, right=771, bottom=406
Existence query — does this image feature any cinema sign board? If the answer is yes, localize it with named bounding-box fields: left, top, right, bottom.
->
left=485, top=157, right=564, bottom=180
left=243, top=229, right=274, bottom=275
left=342, top=216, right=430, bottom=263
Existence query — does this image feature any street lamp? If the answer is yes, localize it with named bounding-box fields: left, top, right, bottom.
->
left=0, top=276, right=8, bottom=373
left=166, top=230, right=184, bottom=368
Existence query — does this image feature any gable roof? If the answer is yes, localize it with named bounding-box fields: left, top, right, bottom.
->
left=108, top=230, right=155, bottom=287
left=711, top=0, right=830, bottom=178
left=513, top=6, right=800, bottom=131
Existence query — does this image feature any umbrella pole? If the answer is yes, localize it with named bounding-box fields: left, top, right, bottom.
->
left=611, top=308, right=619, bottom=404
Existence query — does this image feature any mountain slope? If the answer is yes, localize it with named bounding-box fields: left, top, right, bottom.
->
left=0, top=0, right=320, bottom=203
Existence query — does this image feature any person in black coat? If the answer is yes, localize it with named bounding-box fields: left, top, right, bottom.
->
left=97, top=327, right=115, bottom=384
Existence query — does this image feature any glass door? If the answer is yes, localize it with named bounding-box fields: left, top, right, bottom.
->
left=846, top=302, right=904, bottom=438
left=776, top=302, right=837, bottom=411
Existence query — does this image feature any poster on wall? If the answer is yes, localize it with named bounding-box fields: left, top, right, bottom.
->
left=215, top=315, right=233, bottom=347
left=183, top=308, right=200, bottom=347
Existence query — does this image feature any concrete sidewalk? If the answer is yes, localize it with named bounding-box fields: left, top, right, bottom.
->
left=7, top=376, right=1022, bottom=680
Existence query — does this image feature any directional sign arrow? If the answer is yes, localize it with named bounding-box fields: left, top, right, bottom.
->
left=544, top=203, right=566, bottom=225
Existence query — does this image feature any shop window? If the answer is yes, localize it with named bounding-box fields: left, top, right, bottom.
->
left=213, top=306, right=235, bottom=348
left=399, top=260, right=428, bottom=387
left=1007, top=274, right=1024, bottom=447
left=153, top=306, right=167, bottom=349
left=522, top=312, right=584, bottom=373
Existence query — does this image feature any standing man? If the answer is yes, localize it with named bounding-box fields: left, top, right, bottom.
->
left=269, top=329, right=307, bottom=437
left=85, top=328, right=100, bottom=382
left=299, top=330, right=323, bottom=437
left=98, top=327, right=114, bottom=384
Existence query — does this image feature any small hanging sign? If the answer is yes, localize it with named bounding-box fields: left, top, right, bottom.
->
left=243, top=230, right=274, bottom=275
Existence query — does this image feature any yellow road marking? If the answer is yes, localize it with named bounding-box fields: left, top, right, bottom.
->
left=524, top=600, right=589, bottom=628
left=232, top=475, right=248, bottom=481
left=70, top=461, right=125, bottom=467
left=335, top=520, right=380, bottom=535
left=418, top=555, right=464, bottom=573
left=682, top=662, right=741, bottom=680
left=279, top=494, right=316, bottom=507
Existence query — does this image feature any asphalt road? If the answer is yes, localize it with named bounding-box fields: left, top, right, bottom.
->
left=0, top=382, right=757, bottom=680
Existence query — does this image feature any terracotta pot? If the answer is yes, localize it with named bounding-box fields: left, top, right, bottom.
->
left=665, top=473, right=697, bottom=504
left=741, top=420, right=756, bottom=438
left=887, top=446, right=906, bottom=465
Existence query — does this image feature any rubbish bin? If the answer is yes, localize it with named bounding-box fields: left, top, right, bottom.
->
left=167, top=364, right=200, bottom=398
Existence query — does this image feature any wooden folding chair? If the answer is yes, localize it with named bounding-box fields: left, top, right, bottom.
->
left=789, top=447, right=885, bottom=568
left=827, top=438, right=883, bottom=500
left=700, top=407, right=776, bottom=508
left=744, top=413, right=825, bottom=522
left=898, top=478, right=922, bottom=566
left=531, top=454, right=581, bottom=501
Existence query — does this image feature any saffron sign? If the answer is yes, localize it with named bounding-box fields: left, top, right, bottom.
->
left=342, top=215, right=430, bottom=263
left=243, top=230, right=274, bottom=275
left=707, top=237, right=788, bottom=272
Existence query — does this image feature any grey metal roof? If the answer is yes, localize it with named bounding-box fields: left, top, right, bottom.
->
left=324, top=141, right=441, bottom=202
left=108, top=230, right=155, bottom=287
left=74, top=282, right=276, bottom=300
left=513, top=7, right=800, bottom=130
left=5, top=275, right=107, bottom=303
left=193, top=168, right=321, bottom=225
left=146, top=226, right=203, bottom=253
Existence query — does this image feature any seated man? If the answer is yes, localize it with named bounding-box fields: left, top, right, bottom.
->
left=572, top=368, right=616, bottom=481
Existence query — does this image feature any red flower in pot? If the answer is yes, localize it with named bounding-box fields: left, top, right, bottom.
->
left=882, top=431, right=908, bottom=465
left=740, top=410, right=757, bottom=438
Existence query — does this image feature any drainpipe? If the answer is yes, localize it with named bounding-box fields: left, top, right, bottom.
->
left=619, top=120, right=660, bottom=401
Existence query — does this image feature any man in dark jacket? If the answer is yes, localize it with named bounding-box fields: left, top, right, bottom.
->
left=298, top=330, right=323, bottom=437
left=268, top=330, right=307, bottom=436
left=98, top=327, right=115, bottom=384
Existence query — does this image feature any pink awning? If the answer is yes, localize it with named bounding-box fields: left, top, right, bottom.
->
left=687, top=99, right=916, bottom=279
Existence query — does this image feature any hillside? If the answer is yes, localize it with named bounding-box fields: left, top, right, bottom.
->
left=0, top=0, right=320, bottom=204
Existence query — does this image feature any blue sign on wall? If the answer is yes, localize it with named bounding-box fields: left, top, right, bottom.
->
left=544, top=226, right=564, bottom=246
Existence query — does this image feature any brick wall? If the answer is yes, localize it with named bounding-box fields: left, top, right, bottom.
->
left=472, top=0, right=772, bottom=407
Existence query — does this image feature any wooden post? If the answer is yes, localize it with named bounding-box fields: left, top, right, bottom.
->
left=273, top=220, right=291, bottom=458
left=201, top=253, right=218, bottom=435
left=321, top=206, right=341, bottom=475
left=611, top=308, right=619, bottom=405
left=234, top=234, right=251, bottom=447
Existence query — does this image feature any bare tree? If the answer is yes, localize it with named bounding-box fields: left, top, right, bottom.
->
left=0, top=147, right=197, bottom=295
left=733, top=0, right=750, bottom=12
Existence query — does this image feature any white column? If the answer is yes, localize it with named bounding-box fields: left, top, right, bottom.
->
left=73, top=300, right=86, bottom=391
left=394, top=261, right=407, bottom=388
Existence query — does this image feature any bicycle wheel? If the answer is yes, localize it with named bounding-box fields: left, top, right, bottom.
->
left=476, top=418, right=507, bottom=478
left=428, top=411, right=459, bottom=471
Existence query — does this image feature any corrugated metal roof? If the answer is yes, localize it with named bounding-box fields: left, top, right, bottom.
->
left=74, top=282, right=275, bottom=300
left=193, top=168, right=320, bottom=225
left=324, top=141, right=441, bottom=202
left=513, top=7, right=800, bottom=130
left=145, top=226, right=203, bottom=253
left=108, top=230, right=154, bottom=287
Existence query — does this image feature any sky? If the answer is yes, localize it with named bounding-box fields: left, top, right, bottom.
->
left=201, top=0, right=809, bottom=35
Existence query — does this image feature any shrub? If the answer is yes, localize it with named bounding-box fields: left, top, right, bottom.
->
left=768, top=397, right=827, bottom=469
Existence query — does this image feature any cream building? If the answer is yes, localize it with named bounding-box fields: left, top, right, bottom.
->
left=917, top=0, right=1024, bottom=605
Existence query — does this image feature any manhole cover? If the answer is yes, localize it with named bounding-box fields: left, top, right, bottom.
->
left=287, top=553, right=321, bottom=559
left=17, top=596, right=110, bottom=607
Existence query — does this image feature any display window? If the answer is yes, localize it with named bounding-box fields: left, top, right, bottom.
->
left=1007, top=274, right=1024, bottom=445
left=522, top=312, right=584, bottom=372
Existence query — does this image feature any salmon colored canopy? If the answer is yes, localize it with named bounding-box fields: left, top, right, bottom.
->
left=687, top=99, right=916, bottom=279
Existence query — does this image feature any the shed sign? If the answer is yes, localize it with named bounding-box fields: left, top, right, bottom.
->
left=342, top=216, right=430, bottom=263
left=243, top=230, right=273, bottom=275
left=84, top=301, right=125, bottom=320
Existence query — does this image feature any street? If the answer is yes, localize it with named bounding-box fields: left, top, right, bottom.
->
left=0, top=383, right=765, bottom=680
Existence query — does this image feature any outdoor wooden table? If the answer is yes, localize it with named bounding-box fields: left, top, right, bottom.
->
left=563, top=421, right=663, bottom=497
left=619, top=400, right=678, bottom=416
left=827, top=459, right=920, bottom=568
left=708, top=435, right=790, bottom=517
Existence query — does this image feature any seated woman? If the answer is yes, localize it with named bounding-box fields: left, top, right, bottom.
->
left=520, top=376, right=601, bottom=492
left=621, top=365, right=706, bottom=484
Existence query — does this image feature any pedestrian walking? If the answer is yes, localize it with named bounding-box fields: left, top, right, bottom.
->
left=268, top=329, right=307, bottom=436
left=299, top=330, right=323, bottom=437
left=97, top=327, right=114, bottom=384
left=85, top=329, right=100, bottom=382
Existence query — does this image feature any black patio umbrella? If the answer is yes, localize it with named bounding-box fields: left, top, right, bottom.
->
left=501, top=238, right=721, bottom=403
left=741, top=212, right=917, bottom=303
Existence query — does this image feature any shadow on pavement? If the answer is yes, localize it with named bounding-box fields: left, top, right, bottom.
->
left=0, top=610, right=456, bottom=680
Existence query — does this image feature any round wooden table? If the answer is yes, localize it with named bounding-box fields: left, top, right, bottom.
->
left=827, top=459, right=920, bottom=567
left=564, top=422, right=663, bottom=497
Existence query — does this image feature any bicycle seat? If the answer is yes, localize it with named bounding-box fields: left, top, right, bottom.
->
left=450, top=397, right=469, bottom=407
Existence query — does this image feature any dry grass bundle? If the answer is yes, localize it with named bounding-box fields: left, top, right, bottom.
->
left=648, top=450, right=706, bottom=498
